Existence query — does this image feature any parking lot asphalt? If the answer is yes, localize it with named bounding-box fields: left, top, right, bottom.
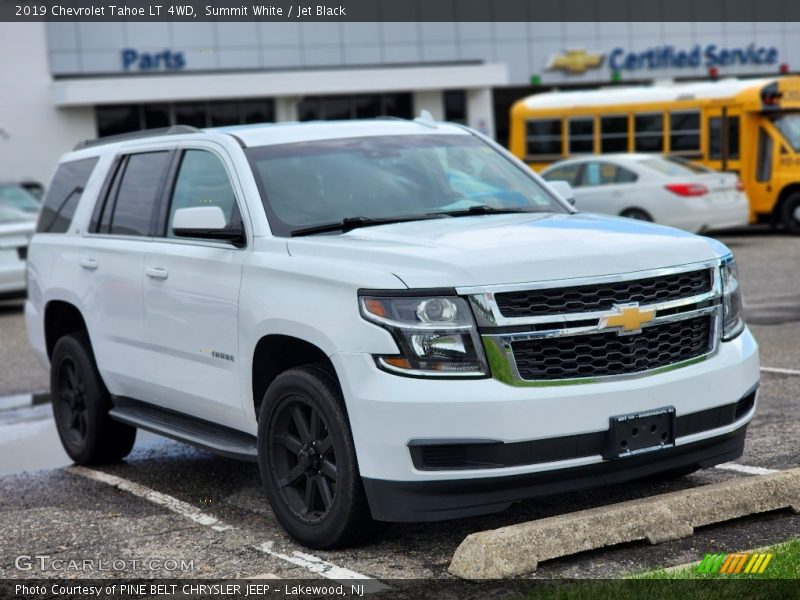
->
left=0, top=227, right=798, bottom=584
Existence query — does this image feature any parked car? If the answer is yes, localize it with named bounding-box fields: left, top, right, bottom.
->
left=19, top=179, right=45, bottom=200
left=540, top=154, right=749, bottom=233
left=26, top=120, right=758, bottom=549
left=0, top=181, right=42, bottom=215
left=0, top=206, right=35, bottom=300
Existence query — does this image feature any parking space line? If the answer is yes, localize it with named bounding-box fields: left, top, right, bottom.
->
left=256, top=542, right=389, bottom=591
left=70, top=466, right=233, bottom=531
left=760, top=366, right=800, bottom=376
left=715, top=462, right=778, bottom=475
left=68, top=466, right=385, bottom=587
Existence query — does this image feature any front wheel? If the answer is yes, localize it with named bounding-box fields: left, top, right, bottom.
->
left=780, top=192, right=800, bottom=234
left=257, top=364, right=376, bottom=548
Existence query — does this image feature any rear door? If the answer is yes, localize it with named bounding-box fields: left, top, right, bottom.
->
left=572, top=160, right=638, bottom=214
left=81, top=149, right=173, bottom=399
left=139, top=144, right=248, bottom=429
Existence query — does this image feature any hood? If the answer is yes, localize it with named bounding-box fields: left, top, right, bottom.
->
left=286, top=213, right=726, bottom=289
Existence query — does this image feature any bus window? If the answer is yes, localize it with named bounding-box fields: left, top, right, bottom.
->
left=634, top=114, right=664, bottom=152
left=772, top=113, right=800, bottom=151
left=709, top=116, right=740, bottom=160
left=669, top=111, right=701, bottom=153
left=756, top=127, right=773, bottom=182
left=526, top=119, right=562, bottom=157
left=568, top=118, right=594, bottom=154
left=600, top=116, right=628, bottom=152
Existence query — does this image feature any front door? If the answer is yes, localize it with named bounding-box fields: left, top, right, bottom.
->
left=140, top=146, right=248, bottom=429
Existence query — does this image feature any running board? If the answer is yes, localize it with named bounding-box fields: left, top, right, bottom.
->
left=109, top=399, right=258, bottom=462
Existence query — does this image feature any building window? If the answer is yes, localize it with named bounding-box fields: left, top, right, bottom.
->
left=297, top=93, right=413, bottom=121
left=568, top=118, right=594, bottom=154
left=600, top=115, right=628, bottom=153
left=709, top=116, right=740, bottom=160
left=95, top=99, right=276, bottom=137
left=526, top=119, right=562, bottom=157
left=444, top=90, right=467, bottom=124
left=669, top=111, right=701, bottom=153
left=634, top=114, right=664, bottom=152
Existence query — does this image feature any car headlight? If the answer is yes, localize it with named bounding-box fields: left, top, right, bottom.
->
left=360, top=295, right=488, bottom=377
left=720, top=255, right=744, bottom=341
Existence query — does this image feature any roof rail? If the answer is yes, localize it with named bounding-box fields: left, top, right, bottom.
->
left=73, top=125, right=201, bottom=150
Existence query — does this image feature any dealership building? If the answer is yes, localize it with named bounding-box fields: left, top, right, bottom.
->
left=2, top=19, right=800, bottom=184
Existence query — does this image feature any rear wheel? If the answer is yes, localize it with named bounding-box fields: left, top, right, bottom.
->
left=257, top=364, right=376, bottom=548
left=780, top=192, right=800, bottom=234
left=620, top=208, right=653, bottom=222
left=51, top=334, right=136, bottom=464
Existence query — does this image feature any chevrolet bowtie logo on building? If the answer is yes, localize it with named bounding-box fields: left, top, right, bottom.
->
left=601, top=304, right=656, bottom=335
left=697, top=552, right=774, bottom=575
left=547, top=49, right=605, bottom=74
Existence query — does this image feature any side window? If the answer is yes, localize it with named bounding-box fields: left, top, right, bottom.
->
left=582, top=162, right=637, bottom=186
left=756, top=127, right=773, bottom=183
left=526, top=119, right=562, bottom=158
left=36, top=157, right=99, bottom=233
left=634, top=114, right=664, bottom=152
left=670, top=111, right=701, bottom=153
left=709, top=116, right=740, bottom=160
left=600, top=116, right=628, bottom=152
left=101, top=152, right=171, bottom=236
left=568, top=118, right=594, bottom=154
left=167, top=150, right=240, bottom=238
left=543, top=164, right=581, bottom=186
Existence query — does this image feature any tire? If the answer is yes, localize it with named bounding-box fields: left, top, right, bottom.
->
left=780, top=192, right=800, bottom=234
left=50, top=334, right=136, bottom=464
left=620, top=208, right=653, bottom=222
left=257, top=364, right=376, bottom=549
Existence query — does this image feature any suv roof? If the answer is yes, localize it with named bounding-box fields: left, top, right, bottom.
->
left=70, top=118, right=471, bottom=156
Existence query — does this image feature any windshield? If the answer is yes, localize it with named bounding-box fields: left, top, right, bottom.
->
left=0, top=184, right=40, bottom=213
left=640, top=157, right=707, bottom=177
left=246, top=134, right=567, bottom=236
left=773, top=113, right=800, bottom=151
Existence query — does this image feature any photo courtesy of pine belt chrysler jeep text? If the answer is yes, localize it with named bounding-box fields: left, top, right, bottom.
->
left=25, top=117, right=759, bottom=548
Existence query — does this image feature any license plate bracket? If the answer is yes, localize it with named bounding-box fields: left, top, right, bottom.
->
left=610, top=407, right=675, bottom=459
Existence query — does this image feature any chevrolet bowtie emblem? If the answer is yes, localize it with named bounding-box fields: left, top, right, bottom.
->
left=547, top=49, right=605, bottom=74
left=601, top=304, right=655, bottom=335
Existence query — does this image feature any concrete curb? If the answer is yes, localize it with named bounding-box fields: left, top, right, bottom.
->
left=0, top=391, right=49, bottom=412
left=448, top=467, right=800, bottom=579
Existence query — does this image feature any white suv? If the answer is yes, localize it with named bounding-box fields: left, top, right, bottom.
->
left=26, top=119, right=759, bottom=548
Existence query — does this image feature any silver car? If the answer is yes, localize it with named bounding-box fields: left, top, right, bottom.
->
left=541, top=154, right=750, bottom=233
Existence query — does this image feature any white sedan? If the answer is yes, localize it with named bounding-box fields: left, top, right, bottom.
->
left=0, top=207, right=34, bottom=300
left=541, top=154, right=750, bottom=233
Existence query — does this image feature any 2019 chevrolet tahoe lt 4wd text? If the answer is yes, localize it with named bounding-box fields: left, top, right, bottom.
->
left=26, top=118, right=759, bottom=548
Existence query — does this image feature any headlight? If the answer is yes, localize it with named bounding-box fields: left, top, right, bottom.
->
left=720, top=255, right=744, bottom=341
left=360, top=295, right=488, bottom=377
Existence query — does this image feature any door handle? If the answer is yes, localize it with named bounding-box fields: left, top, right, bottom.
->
left=145, top=267, right=169, bottom=280
left=79, top=258, right=98, bottom=270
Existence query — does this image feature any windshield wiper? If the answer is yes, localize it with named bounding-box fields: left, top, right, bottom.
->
left=430, top=205, right=539, bottom=217
left=290, top=214, right=442, bottom=237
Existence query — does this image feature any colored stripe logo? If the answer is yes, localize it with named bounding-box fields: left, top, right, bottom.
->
left=697, top=552, right=773, bottom=574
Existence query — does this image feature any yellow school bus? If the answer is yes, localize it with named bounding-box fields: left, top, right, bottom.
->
left=509, top=77, right=800, bottom=232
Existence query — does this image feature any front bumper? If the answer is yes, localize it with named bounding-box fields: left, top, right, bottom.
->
left=331, top=327, right=758, bottom=521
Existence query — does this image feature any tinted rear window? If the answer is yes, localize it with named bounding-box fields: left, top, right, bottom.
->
left=106, top=152, right=170, bottom=236
left=36, top=157, right=98, bottom=233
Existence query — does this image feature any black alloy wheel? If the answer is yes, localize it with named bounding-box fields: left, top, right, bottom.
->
left=54, top=356, right=89, bottom=447
left=269, top=396, right=338, bottom=523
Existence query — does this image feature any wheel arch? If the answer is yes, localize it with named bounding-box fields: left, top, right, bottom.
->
left=43, top=300, right=90, bottom=360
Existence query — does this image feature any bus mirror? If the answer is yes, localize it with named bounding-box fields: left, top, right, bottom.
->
left=548, top=180, right=576, bottom=205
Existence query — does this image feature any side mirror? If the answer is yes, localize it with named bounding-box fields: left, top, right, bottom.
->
left=547, top=180, right=576, bottom=206
left=172, top=206, right=245, bottom=247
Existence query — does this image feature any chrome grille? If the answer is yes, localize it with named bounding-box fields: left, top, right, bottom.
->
left=495, top=268, right=712, bottom=318
left=511, top=315, right=712, bottom=381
